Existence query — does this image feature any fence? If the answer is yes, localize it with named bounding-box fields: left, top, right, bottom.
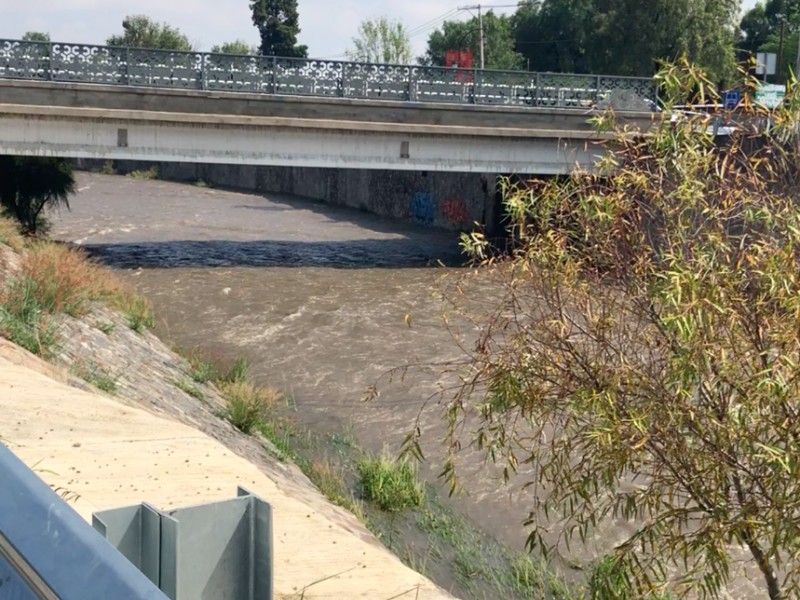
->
left=0, top=38, right=657, bottom=111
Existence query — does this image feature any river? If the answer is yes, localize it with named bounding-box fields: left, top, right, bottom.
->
left=51, top=172, right=761, bottom=599
left=53, top=173, right=547, bottom=547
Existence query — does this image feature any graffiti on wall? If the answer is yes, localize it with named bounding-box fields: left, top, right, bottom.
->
left=442, top=197, right=468, bottom=226
left=409, top=192, right=434, bottom=224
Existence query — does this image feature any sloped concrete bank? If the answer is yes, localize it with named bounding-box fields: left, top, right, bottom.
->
left=0, top=243, right=455, bottom=600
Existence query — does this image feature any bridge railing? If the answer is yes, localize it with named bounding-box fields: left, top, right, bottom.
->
left=0, top=38, right=658, bottom=111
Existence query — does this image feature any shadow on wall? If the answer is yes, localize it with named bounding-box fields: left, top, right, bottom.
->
left=79, top=239, right=465, bottom=270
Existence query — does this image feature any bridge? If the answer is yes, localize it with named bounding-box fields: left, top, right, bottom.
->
left=0, top=38, right=657, bottom=174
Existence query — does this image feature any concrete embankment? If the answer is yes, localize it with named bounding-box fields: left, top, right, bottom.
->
left=0, top=244, right=456, bottom=599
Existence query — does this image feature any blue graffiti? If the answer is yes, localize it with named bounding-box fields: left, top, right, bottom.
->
left=410, top=192, right=434, bottom=224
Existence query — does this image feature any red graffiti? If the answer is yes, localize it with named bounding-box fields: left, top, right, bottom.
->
left=442, top=197, right=468, bottom=225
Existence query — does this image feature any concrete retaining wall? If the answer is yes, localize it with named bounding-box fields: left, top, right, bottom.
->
left=77, top=160, right=503, bottom=233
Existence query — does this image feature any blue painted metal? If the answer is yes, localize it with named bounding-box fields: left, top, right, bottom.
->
left=0, top=38, right=658, bottom=111
left=0, top=443, right=168, bottom=600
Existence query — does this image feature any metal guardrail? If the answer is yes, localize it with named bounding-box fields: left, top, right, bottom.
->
left=0, top=443, right=168, bottom=600
left=0, top=38, right=657, bottom=111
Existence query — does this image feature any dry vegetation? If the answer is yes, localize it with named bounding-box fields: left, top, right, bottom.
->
left=0, top=217, right=154, bottom=356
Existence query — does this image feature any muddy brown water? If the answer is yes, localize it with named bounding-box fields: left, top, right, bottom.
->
left=51, top=173, right=761, bottom=598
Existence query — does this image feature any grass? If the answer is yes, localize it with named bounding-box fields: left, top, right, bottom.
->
left=185, top=351, right=248, bottom=385
left=0, top=239, right=154, bottom=353
left=72, top=360, right=117, bottom=394
left=128, top=166, right=159, bottom=180
left=173, top=378, right=204, bottom=400
left=221, top=380, right=279, bottom=434
left=96, top=321, right=115, bottom=335
left=357, top=452, right=424, bottom=513
left=0, top=277, right=58, bottom=357
left=98, top=161, right=116, bottom=176
left=0, top=217, right=25, bottom=252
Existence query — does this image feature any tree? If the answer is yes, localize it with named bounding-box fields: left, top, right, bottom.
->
left=512, top=0, right=738, bottom=82
left=420, top=11, right=523, bottom=71
left=0, top=157, right=74, bottom=234
left=741, top=0, right=800, bottom=82
left=211, top=40, right=257, bottom=55
left=22, top=32, right=50, bottom=43
left=346, top=17, right=411, bottom=64
left=408, top=62, right=800, bottom=599
left=106, top=15, right=193, bottom=51
left=250, top=0, right=308, bottom=58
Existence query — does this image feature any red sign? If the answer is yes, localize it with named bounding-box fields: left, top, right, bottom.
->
left=445, top=50, right=473, bottom=69
left=445, top=50, right=474, bottom=82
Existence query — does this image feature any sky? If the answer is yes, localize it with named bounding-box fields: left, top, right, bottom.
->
left=0, top=0, right=762, bottom=61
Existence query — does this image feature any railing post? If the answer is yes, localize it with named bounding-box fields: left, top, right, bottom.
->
left=595, top=74, right=601, bottom=105
left=125, top=46, right=131, bottom=86
left=534, top=72, right=540, bottom=106
left=408, top=69, right=416, bottom=102
left=46, top=42, right=53, bottom=81
left=270, top=56, right=277, bottom=95
left=340, top=63, right=347, bottom=98
left=200, top=53, right=207, bottom=90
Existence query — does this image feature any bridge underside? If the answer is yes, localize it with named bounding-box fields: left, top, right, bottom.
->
left=0, top=103, right=604, bottom=174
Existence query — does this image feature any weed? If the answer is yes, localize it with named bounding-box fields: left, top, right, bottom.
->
left=98, top=161, right=116, bottom=176
left=357, top=452, right=424, bottom=512
left=72, top=360, right=117, bottom=394
left=0, top=217, right=25, bottom=252
left=258, top=420, right=297, bottom=461
left=302, top=457, right=368, bottom=523
left=16, top=243, right=106, bottom=317
left=128, top=166, right=158, bottom=180
left=186, top=352, right=218, bottom=384
left=194, top=179, right=208, bottom=188
left=221, top=381, right=279, bottom=434
left=96, top=321, right=115, bottom=335
left=173, top=378, right=204, bottom=400
left=218, top=356, right=249, bottom=384
left=110, top=293, right=155, bottom=333
left=0, top=278, right=57, bottom=357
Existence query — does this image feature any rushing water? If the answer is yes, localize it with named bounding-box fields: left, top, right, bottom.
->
left=53, top=173, right=564, bottom=548
left=52, top=172, right=764, bottom=599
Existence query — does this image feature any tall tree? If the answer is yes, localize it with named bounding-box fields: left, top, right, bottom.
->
left=0, top=156, right=74, bottom=234
left=347, top=17, right=411, bottom=64
left=211, top=40, right=257, bottom=55
left=513, top=0, right=738, bottom=82
left=21, top=32, right=50, bottom=42
left=740, top=0, right=800, bottom=81
left=420, top=11, right=523, bottom=71
left=250, top=0, right=308, bottom=58
left=106, top=15, right=193, bottom=51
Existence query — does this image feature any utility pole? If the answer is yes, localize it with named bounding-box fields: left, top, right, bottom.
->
left=458, top=4, right=485, bottom=69
left=795, top=21, right=800, bottom=79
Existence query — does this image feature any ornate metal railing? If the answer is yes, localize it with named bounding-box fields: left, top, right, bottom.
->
left=0, top=38, right=658, bottom=111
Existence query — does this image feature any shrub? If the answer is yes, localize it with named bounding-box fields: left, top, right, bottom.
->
left=357, top=452, right=423, bottom=512
left=128, top=166, right=158, bottom=180
left=0, top=217, right=25, bottom=252
left=0, top=278, right=57, bottom=357
left=221, top=381, right=279, bottom=434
